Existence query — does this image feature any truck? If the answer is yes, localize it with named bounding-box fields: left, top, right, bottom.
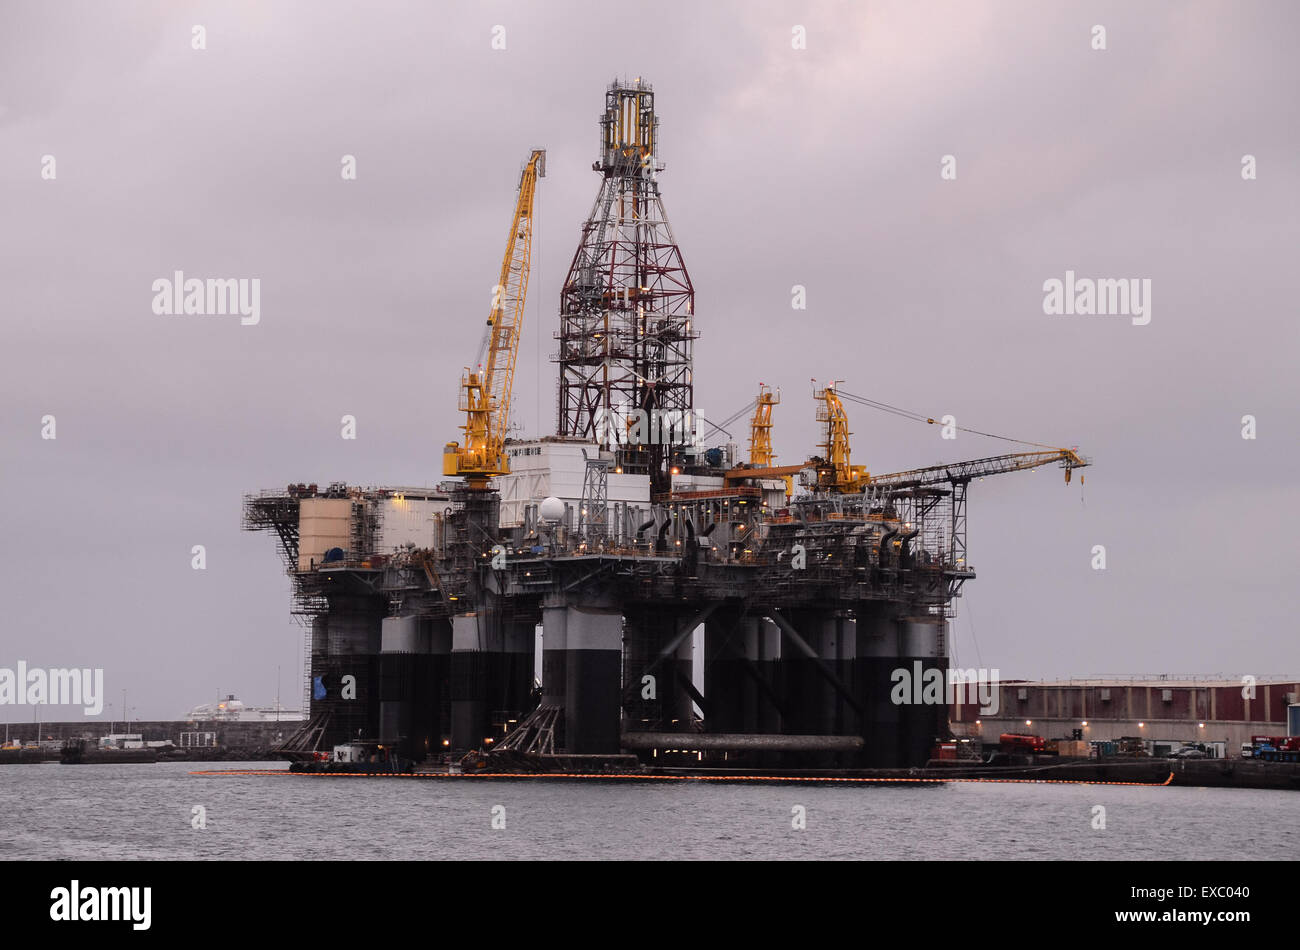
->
left=999, top=733, right=1045, bottom=754
left=1246, top=735, right=1300, bottom=762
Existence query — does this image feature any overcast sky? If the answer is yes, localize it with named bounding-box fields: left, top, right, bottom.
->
left=3, top=1, right=1297, bottom=721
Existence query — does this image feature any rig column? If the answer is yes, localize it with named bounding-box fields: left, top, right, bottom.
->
left=316, top=594, right=382, bottom=746
left=450, top=612, right=486, bottom=753
left=900, top=615, right=949, bottom=767
left=855, top=605, right=905, bottom=767
left=540, top=603, right=568, bottom=711
left=564, top=604, right=623, bottom=754
left=428, top=618, right=452, bottom=756
left=625, top=607, right=695, bottom=733
left=703, top=607, right=749, bottom=734
left=779, top=609, right=834, bottom=737
left=379, top=615, right=424, bottom=761
left=832, top=613, right=859, bottom=739
left=754, top=617, right=783, bottom=735
left=497, top=617, right=537, bottom=739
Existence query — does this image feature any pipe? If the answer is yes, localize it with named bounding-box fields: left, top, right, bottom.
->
left=621, top=732, right=863, bottom=752
left=878, top=527, right=898, bottom=565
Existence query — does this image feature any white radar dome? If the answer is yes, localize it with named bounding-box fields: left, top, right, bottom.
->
left=539, top=496, right=566, bottom=524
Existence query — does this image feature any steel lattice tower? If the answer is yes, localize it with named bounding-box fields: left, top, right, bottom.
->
left=556, top=79, right=697, bottom=491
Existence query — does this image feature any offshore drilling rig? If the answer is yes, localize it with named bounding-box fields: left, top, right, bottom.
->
left=244, top=79, right=1089, bottom=771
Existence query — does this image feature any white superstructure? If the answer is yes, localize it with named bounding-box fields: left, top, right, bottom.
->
left=496, top=439, right=651, bottom=531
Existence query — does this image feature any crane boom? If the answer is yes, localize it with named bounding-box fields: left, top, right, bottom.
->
left=869, top=448, right=1090, bottom=489
left=722, top=382, right=1089, bottom=497
left=444, top=149, right=546, bottom=488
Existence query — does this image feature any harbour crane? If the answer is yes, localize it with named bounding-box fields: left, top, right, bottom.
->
left=443, top=149, right=546, bottom=489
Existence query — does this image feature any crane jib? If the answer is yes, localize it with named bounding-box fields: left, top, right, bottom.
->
left=445, top=150, right=546, bottom=482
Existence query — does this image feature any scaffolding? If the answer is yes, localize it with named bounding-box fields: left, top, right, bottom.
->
left=577, top=454, right=610, bottom=544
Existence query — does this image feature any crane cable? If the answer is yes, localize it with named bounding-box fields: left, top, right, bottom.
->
left=533, top=196, right=541, bottom=436
left=834, top=388, right=1062, bottom=451
left=700, top=398, right=759, bottom=441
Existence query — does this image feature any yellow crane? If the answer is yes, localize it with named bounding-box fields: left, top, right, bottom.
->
left=723, top=380, right=1090, bottom=495
left=719, top=381, right=861, bottom=489
left=827, top=384, right=1089, bottom=489
left=748, top=384, right=779, bottom=467
left=812, top=382, right=1089, bottom=492
left=444, top=149, right=546, bottom=489
left=814, top=382, right=870, bottom=493
left=747, top=383, right=795, bottom=499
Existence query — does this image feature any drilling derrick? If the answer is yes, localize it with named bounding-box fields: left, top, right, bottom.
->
left=556, top=79, right=697, bottom=492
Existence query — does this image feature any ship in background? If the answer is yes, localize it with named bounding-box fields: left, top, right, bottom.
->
left=185, top=694, right=304, bottom=723
left=245, top=79, right=1088, bottom=773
